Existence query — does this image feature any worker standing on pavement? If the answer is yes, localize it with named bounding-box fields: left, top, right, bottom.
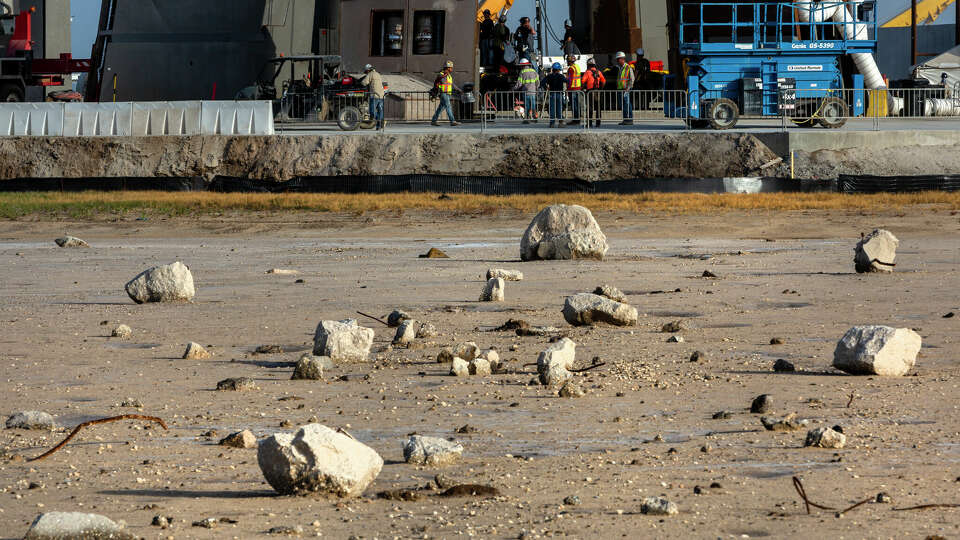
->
left=615, top=51, right=635, bottom=125
left=565, top=54, right=582, bottom=125
left=540, top=61, right=568, bottom=128
left=431, top=61, right=461, bottom=126
left=360, top=64, right=385, bottom=130
left=581, top=57, right=605, bottom=127
left=632, top=48, right=652, bottom=110
left=513, top=58, right=539, bottom=124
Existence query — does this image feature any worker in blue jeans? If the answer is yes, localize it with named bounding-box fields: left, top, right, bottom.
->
left=540, top=62, right=568, bottom=127
left=513, top=58, right=539, bottom=123
left=615, top=51, right=635, bottom=125
left=431, top=61, right=460, bottom=126
left=360, top=64, right=385, bottom=129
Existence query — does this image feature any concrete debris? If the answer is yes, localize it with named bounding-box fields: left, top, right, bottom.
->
left=24, top=512, right=135, bottom=540
left=689, top=351, right=706, bottom=363
left=760, top=413, right=808, bottom=432
left=593, top=284, right=625, bottom=302
left=479, top=277, right=505, bottom=302
left=487, top=268, right=523, bottom=281
left=125, top=261, right=196, bottom=303
left=666, top=335, right=684, bottom=343
left=453, top=342, right=480, bottom=361
left=267, top=525, right=304, bottom=536
left=419, top=248, right=449, bottom=258
left=255, top=344, right=284, bottom=354
left=54, top=236, right=89, bottom=248
left=219, top=429, right=257, bottom=448
left=437, top=347, right=454, bottom=363
left=804, top=426, right=846, bottom=449
left=111, top=324, right=132, bottom=338
left=393, top=319, right=418, bottom=345
left=661, top=320, right=684, bottom=333
left=292, top=354, right=330, bottom=380
left=216, top=377, right=257, bottom=391
left=558, top=380, right=586, bottom=397
left=313, top=319, right=375, bottom=363
left=876, top=492, right=892, bottom=503
left=520, top=204, right=609, bottom=261
left=266, top=268, right=299, bottom=275
left=5, top=411, right=56, bottom=430
left=750, top=394, right=772, bottom=414
left=640, top=496, right=679, bottom=516
left=257, top=423, right=383, bottom=497
left=416, top=322, right=438, bottom=338
left=468, top=357, right=492, bottom=376
left=537, top=337, right=576, bottom=386
left=387, top=310, right=409, bottom=327
left=702, top=270, right=718, bottom=278
left=833, top=325, right=921, bottom=376
left=770, top=337, right=785, bottom=345
left=564, top=495, right=582, bottom=505
left=855, top=229, right=899, bottom=273
left=119, top=398, right=143, bottom=408
left=183, top=342, right=212, bottom=360
left=450, top=357, right=470, bottom=377
left=403, top=435, right=464, bottom=466
left=151, top=515, right=172, bottom=528
left=773, top=359, right=796, bottom=372
left=517, top=326, right=563, bottom=336
left=562, top=293, right=638, bottom=326
left=481, top=349, right=501, bottom=372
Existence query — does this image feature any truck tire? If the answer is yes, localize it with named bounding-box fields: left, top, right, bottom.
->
left=817, top=97, right=848, bottom=129
left=707, top=98, right=739, bottom=130
left=337, top=106, right=361, bottom=131
left=0, top=83, right=24, bottom=102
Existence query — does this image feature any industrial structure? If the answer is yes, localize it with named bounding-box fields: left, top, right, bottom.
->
left=0, top=0, right=72, bottom=96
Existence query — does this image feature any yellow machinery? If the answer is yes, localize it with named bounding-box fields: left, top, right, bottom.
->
left=477, top=0, right=514, bottom=22
left=883, top=0, right=955, bottom=27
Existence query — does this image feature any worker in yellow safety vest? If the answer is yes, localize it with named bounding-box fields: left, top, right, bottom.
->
left=615, top=51, right=635, bottom=125
left=431, top=60, right=460, bottom=126
left=513, top=57, right=540, bottom=123
left=565, top=54, right=581, bottom=125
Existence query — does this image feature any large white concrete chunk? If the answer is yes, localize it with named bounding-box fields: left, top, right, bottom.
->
left=520, top=204, right=608, bottom=261
left=537, top=337, right=576, bottom=386
left=403, top=435, right=464, bottom=466
left=257, top=423, right=383, bottom=497
left=804, top=427, right=846, bottom=449
left=24, top=512, right=135, bottom=540
left=54, top=236, right=89, bottom=248
left=479, top=278, right=505, bottom=302
left=393, top=319, right=418, bottom=345
left=313, top=319, right=375, bottom=363
left=562, top=293, right=638, bottom=326
left=125, top=261, right=195, bottom=303
left=854, top=229, right=899, bottom=273
left=833, top=325, right=921, bottom=376
left=487, top=268, right=523, bottom=281
left=6, top=411, right=56, bottom=430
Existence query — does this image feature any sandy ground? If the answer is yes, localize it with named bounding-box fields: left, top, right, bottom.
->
left=1, top=208, right=959, bottom=539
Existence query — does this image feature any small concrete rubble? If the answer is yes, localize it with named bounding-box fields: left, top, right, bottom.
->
left=480, top=349, right=501, bottom=372
left=257, top=423, right=383, bottom=497
left=804, top=426, right=846, bottom=449
left=6, top=411, right=56, bottom=430
left=593, top=284, right=625, bottom=302
left=558, top=380, right=585, bottom=397
left=216, top=377, right=257, bottom=391
left=313, top=319, right=375, bottom=363
left=392, top=319, right=418, bottom=345
left=453, top=342, right=480, bottom=361
left=760, top=413, right=808, bottom=432
left=562, top=293, right=638, bottom=326
left=640, top=496, right=679, bottom=516
left=833, top=325, right=921, bottom=376
left=416, top=322, right=438, bottom=338
left=537, top=337, right=576, bottom=386
left=24, top=512, right=135, bottom=540
left=54, top=236, right=89, bottom=248
left=479, top=278, right=504, bottom=302
left=219, top=429, right=257, bottom=448
left=292, top=354, right=331, bottom=380
left=487, top=268, right=523, bottom=281
left=403, top=435, right=464, bottom=466
left=468, top=357, right=491, bottom=376
left=387, top=310, right=409, bottom=327
left=750, top=394, right=773, bottom=414
left=855, top=228, right=899, bottom=273
left=111, top=324, right=132, bottom=338
left=125, top=261, right=195, bottom=303
left=520, top=204, right=608, bottom=261
left=450, top=358, right=470, bottom=377
left=183, top=342, right=211, bottom=360
left=437, top=347, right=454, bottom=363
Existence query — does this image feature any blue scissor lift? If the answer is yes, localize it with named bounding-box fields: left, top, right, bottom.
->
left=666, top=1, right=877, bottom=129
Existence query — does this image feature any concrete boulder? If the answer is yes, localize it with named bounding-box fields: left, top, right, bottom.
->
left=479, top=278, right=505, bottom=302
left=24, top=512, right=135, bottom=540
left=593, top=284, right=625, bottom=302
left=804, top=427, right=846, bottom=449
left=125, top=261, right=195, bottom=303
left=219, top=429, right=257, bottom=448
left=6, top=411, right=56, bottom=430
left=855, top=229, right=899, bottom=273
left=54, top=236, right=89, bottom=248
left=183, top=341, right=211, bottom=360
left=487, top=268, right=523, bottom=281
left=537, top=337, right=576, bottom=386
left=403, top=435, right=463, bottom=466
left=450, top=357, right=470, bottom=377
left=833, top=325, right=921, bottom=376
left=257, top=423, right=383, bottom=497
left=641, top=497, right=679, bottom=516
left=393, top=319, right=418, bottom=345
left=520, top=204, right=608, bottom=261
left=292, top=354, right=331, bottom=380
left=562, top=293, right=638, bottom=326
left=453, top=342, right=480, bottom=361
left=313, top=319, right=374, bottom=363
left=468, top=357, right=492, bottom=376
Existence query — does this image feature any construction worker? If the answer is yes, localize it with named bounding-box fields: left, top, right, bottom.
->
left=479, top=10, right=495, bottom=67
left=565, top=54, right=582, bottom=125
left=514, top=17, right=537, bottom=67
left=360, top=64, right=385, bottom=130
left=615, top=51, right=635, bottom=125
left=493, top=15, right=511, bottom=67
left=540, top=61, right=567, bottom=127
left=513, top=57, right=539, bottom=124
left=581, top=57, right=606, bottom=127
left=562, top=20, right=580, bottom=57
left=431, top=61, right=460, bottom=126
left=632, top=47, right=652, bottom=110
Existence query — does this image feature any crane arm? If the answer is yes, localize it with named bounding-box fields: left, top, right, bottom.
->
left=477, top=0, right=514, bottom=22
left=882, top=0, right=955, bottom=27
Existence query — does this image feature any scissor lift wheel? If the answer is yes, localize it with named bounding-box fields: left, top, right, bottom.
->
left=707, top=98, right=740, bottom=130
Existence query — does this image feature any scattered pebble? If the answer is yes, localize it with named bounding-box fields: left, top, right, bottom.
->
left=216, top=377, right=257, bottom=391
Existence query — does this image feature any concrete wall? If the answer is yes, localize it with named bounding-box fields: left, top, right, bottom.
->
left=339, top=0, right=476, bottom=86
left=878, top=25, right=959, bottom=81
left=638, top=0, right=667, bottom=63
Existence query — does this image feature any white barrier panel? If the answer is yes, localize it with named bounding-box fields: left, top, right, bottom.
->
left=200, top=101, right=274, bottom=135
left=64, top=103, right=134, bottom=136
left=0, top=103, right=65, bottom=136
left=131, top=101, right=203, bottom=135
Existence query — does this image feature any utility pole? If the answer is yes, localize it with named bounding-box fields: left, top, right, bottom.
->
left=535, top=0, right=544, bottom=66
left=910, top=0, right=917, bottom=66
left=956, top=0, right=959, bottom=45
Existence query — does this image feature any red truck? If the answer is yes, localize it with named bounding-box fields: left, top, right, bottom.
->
left=0, top=7, right=90, bottom=102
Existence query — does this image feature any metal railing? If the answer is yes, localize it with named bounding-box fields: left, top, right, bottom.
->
left=277, top=89, right=467, bottom=127
left=480, top=90, right=588, bottom=131
left=583, top=89, right=689, bottom=129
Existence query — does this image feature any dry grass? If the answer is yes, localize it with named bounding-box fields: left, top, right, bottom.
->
left=1, top=190, right=959, bottom=219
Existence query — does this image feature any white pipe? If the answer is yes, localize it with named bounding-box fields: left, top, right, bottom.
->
left=924, top=98, right=960, bottom=116
left=793, top=1, right=886, bottom=89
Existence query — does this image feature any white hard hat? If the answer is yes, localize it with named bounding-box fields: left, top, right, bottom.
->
left=364, top=64, right=373, bottom=71
left=615, top=51, right=626, bottom=59
left=635, top=48, right=645, bottom=57
left=518, top=58, right=530, bottom=65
